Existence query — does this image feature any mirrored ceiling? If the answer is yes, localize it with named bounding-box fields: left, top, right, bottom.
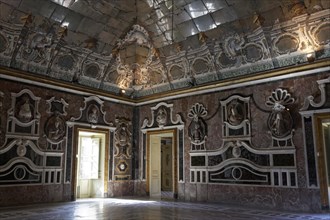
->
left=0, top=0, right=329, bottom=100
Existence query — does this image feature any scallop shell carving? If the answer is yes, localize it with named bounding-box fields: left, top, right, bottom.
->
left=265, top=88, right=295, bottom=108
left=188, top=103, right=208, bottom=119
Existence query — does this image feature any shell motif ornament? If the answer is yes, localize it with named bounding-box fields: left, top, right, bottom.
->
left=266, top=89, right=295, bottom=138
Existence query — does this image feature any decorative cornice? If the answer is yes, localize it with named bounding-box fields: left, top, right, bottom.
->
left=1, top=59, right=329, bottom=106
left=136, top=59, right=330, bottom=104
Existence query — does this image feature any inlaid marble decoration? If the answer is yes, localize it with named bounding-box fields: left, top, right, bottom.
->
left=114, top=117, right=132, bottom=159
left=188, top=103, right=208, bottom=151
left=0, top=89, right=63, bottom=186
left=141, top=102, right=185, bottom=182
left=190, top=94, right=297, bottom=187
left=301, top=76, right=330, bottom=111
left=113, top=117, right=132, bottom=181
left=45, top=113, right=66, bottom=143
left=265, top=88, right=295, bottom=148
left=65, top=96, right=115, bottom=184
left=300, top=76, right=330, bottom=188
left=7, top=89, right=41, bottom=136
left=0, top=91, right=4, bottom=137
left=142, top=102, right=184, bottom=129
left=70, top=96, right=112, bottom=126
left=44, top=97, right=69, bottom=151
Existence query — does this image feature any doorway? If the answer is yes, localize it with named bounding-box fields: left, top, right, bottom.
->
left=315, top=114, right=330, bottom=209
left=147, top=130, right=177, bottom=199
left=323, top=120, right=330, bottom=207
left=75, top=130, right=107, bottom=199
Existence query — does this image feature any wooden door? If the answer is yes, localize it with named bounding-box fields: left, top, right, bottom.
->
left=150, top=135, right=161, bottom=198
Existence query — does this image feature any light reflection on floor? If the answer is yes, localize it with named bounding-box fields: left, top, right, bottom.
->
left=0, top=197, right=329, bottom=220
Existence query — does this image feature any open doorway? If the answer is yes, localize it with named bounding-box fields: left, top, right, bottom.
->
left=315, top=114, right=330, bottom=209
left=321, top=119, right=330, bottom=208
left=75, top=130, right=107, bottom=199
left=148, top=130, right=177, bottom=199
left=161, top=137, right=173, bottom=199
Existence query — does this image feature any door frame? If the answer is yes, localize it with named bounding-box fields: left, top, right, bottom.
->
left=315, top=113, right=330, bottom=209
left=71, top=126, right=110, bottom=200
left=146, top=129, right=177, bottom=198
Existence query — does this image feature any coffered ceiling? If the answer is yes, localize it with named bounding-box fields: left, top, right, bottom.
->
left=0, top=0, right=329, bottom=102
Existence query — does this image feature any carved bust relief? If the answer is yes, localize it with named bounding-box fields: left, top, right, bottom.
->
left=45, top=113, right=65, bottom=142
left=16, top=95, right=34, bottom=123
left=189, top=115, right=207, bottom=143
left=188, top=103, right=208, bottom=150
left=156, top=107, right=168, bottom=126
left=87, top=104, right=99, bottom=124
left=227, top=99, right=244, bottom=126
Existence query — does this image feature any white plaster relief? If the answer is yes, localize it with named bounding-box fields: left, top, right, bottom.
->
left=70, top=95, right=112, bottom=126
left=46, top=97, right=69, bottom=116
left=190, top=94, right=297, bottom=187
left=142, top=102, right=184, bottom=129
left=188, top=103, right=208, bottom=151
left=301, top=76, right=330, bottom=110
left=7, top=89, right=41, bottom=137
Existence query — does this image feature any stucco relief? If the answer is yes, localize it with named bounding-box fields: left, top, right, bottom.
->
left=0, top=89, right=63, bottom=186
left=266, top=88, right=295, bottom=139
left=310, top=21, right=330, bottom=47
left=1, top=9, right=330, bottom=98
left=113, top=24, right=167, bottom=90
left=273, top=33, right=300, bottom=55
left=242, top=43, right=264, bottom=63
left=113, top=117, right=132, bottom=181
left=301, top=76, right=330, bottom=110
left=46, top=97, right=68, bottom=116
left=0, top=91, right=4, bottom=138
left=16, top=94, right=34, bottom=123
left=87, top=104, right=100, bottom=124
left=188, top=103, right=208, bottom=151
left=156, top=106, right=168, bottom=126
left=7, top=89, right=41, bottom=136
left=0, top=33, right=8, bottom=53
left=114, top=117, right=132, bottom=159
left=142, top=102, right=184, bottom=129
left=190, top=94, right=297, bottom=187
left=44, top=97, right=68, bottom=150
left=45, top=113, right=65, bottom=143
left=265, top=88, right=295, bottom=148
left=221, top=95, right=250, bottom=138
left=227, top=99, right=245, bottom=126
left=19, top=32, right=55, bottom=64
left=70, top=96, right=112, bottom=126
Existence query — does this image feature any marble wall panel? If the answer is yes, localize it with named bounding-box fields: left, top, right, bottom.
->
left=108, top=181, right=135, bottom=197
left=0, top=78, right=134, bottom=206
left=0, top=185, right=64, bottom=206
left=138, top=70, right=329, bottom=212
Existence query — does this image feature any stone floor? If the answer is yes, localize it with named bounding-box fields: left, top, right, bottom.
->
left=0, top=197, right=329, bottom=220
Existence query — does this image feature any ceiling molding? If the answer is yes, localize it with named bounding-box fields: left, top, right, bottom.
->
left=1, top=59, right=329, bottom=106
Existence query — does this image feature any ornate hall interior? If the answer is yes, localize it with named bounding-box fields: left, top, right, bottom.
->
left=0, top=0, right=330, bottom=217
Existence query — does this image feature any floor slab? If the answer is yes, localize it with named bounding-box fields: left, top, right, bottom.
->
left=0, top=198, right=329, bottom=220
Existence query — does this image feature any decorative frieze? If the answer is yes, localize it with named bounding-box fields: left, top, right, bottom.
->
left=1, top=9, right=329, bottom=98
